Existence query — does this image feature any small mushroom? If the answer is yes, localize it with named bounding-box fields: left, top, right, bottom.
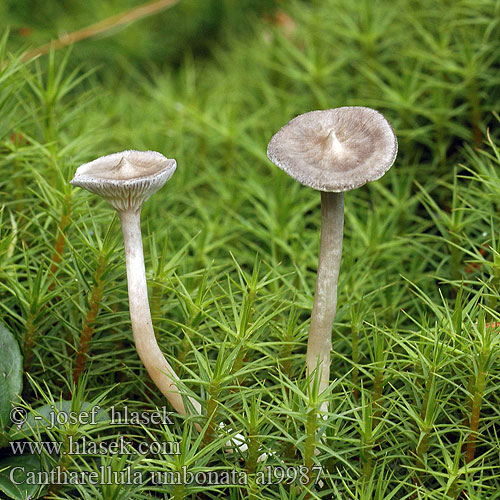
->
left=71, top=150, right=201, bottom=417
left=267, top=107, right=397, bottom=410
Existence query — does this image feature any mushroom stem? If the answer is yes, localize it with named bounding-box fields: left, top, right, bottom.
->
left=306, top=191, right=344, bottom=409
left=119, top=209, right=202, bottom=416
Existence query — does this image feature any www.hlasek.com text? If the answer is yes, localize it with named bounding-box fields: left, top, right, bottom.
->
left=10, top=436, right=180, bottom=456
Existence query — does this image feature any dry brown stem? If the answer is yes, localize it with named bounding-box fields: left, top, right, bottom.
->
left=20, top=0, right=180, bottom=62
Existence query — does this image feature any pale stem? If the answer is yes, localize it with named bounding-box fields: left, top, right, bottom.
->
left=120, top=209, right=246, bottom=449
left=119, top=209, right=202, bottom=416
left=306, top=191, right=344, bottom=410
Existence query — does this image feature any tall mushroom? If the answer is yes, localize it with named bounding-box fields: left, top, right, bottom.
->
left=71, top=150, right=201, bottom=417
left=267, top=107, right=397, bottom=411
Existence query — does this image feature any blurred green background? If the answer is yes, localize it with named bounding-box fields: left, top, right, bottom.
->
left=2, top=0, right=279, bottom=70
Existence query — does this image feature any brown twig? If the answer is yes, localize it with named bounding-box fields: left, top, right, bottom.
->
left=48, top=193, right=73, bottom=291
left=73, top=253, right=108, bottom=386
left=20, top=0, right=180, bottom=62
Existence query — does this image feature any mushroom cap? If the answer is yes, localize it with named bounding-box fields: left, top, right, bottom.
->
left=267, top=107, right=397, bottom=192
left=71, top=150, right=176, bottom=212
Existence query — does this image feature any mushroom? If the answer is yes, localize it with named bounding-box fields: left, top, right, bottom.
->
left=70, top=150, right=201, bottom=417
left=267, top=107, right=397, bottom=411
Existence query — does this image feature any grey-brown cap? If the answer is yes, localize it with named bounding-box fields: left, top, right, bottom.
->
left=71, top=150, right=176, bottom=212
left=267, top=107, right=397, bottom=192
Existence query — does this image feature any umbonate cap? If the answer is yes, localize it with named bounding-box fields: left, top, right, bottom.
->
left=267, top=107, right=397, bottom=192
left=71, top=150, right=176, bottom=212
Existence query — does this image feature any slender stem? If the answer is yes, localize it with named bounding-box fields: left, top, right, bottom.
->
left=352, top=321, right=359, bottom=400
left=466, top=346, right=488, bottom=463
left=22, top=314, right=36, bottom=372
left=49, top=193, right=73, bottom=291
left=119, top=209, right=201, bottom=416
left=306, top=191, right=344, bottom=407
left=304, top=404, right=318, bottom=486
left=73, top=252, right=107, bottom=385
left=204, top=380, right=220, bottom=444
